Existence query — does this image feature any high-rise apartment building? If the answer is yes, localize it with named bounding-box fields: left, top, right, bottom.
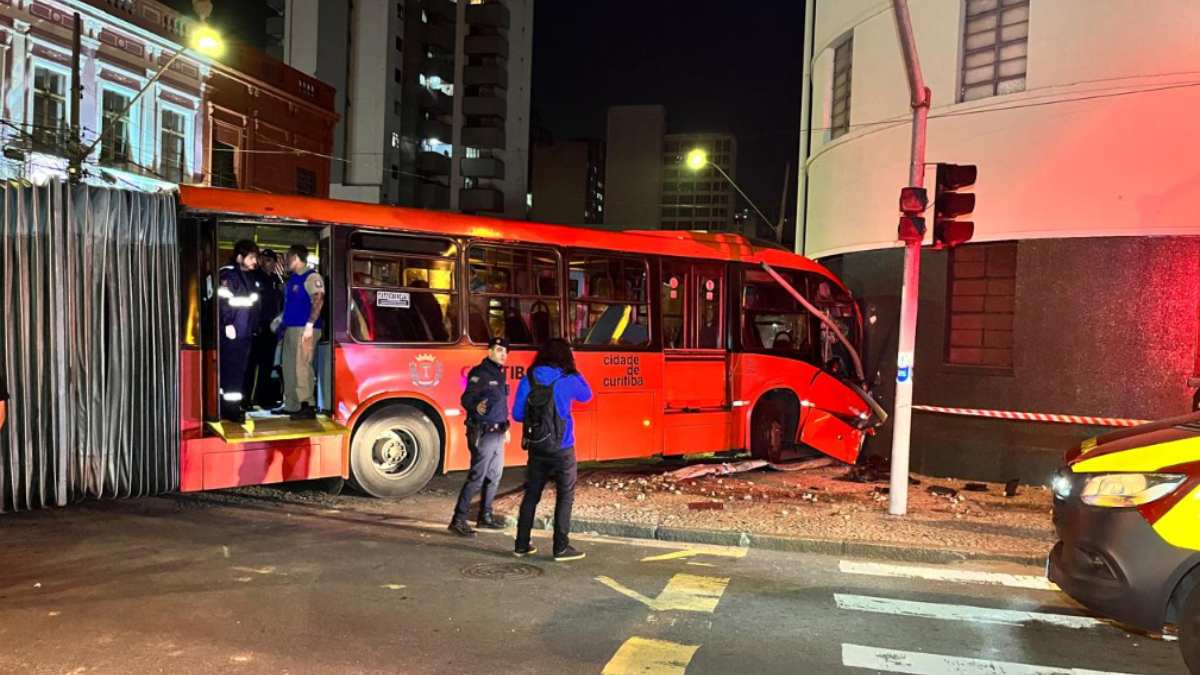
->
left=604, top=106, right=738, bottom=232
left=529, top=139, right=604, bottom=225
left=279, top=0, right=533, bottom=217
left=660, top=132, right=737, bottom=231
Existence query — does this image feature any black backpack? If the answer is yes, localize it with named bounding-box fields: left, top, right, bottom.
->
left=521, top=376, right=564, bottom=456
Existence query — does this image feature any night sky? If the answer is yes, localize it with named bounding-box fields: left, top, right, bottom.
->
left=163, top=1, right=807, bottom=238
left=533, top=1, right=807, bottom=236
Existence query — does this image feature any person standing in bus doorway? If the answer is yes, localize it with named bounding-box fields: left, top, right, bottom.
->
left=276, top=244, right=324, bottom=421
left=449, top=337, right=511, bottom=537
left=246, top=248, right=285, bottom=410
left=513, top=338, right=593, bottom=561
left=218, top=239, right=262, bottom=423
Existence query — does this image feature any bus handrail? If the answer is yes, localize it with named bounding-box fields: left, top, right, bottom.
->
left=759, top=262, right=888, bottom=426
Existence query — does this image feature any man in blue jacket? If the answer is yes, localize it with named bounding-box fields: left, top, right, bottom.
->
left=512, top=338, right=593, bottom=561
left=450, top=337, right=511, bottom=537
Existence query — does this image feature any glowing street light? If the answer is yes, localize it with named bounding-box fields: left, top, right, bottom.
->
left=190, top=25, right=225, bottom=58
left=683, top=146, right=776, bottom=240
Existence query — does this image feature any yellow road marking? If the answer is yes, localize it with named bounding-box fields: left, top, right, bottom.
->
left=640, top=547, right=747, bottom=563
left=602, top=637, right=699, bottom=675
left=596, top=573, right=731, bottom=613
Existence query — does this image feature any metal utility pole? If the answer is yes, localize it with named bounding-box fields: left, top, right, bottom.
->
left=775, top=161, right=791, bottom=243
left=68, top=12, right=82, bottom=180
left=888, top=0, right=931, bottom=516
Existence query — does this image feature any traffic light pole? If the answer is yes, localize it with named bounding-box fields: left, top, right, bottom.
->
left=889, top=0, right=930, bottom=516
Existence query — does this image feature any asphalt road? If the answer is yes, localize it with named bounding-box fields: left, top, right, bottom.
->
left=0, top=495, right=1188, bottom=674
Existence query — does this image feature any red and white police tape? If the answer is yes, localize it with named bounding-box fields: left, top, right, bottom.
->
left=912, top=404, right=1150, bottom=428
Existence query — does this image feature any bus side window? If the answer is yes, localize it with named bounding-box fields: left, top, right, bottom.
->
left=569, top=253, right=650, bottom=348
left=467, top=244, right=562, bottom=346
left=348, top=233, right=459, bottom=344
left=740, top=267, right=817, bottom=363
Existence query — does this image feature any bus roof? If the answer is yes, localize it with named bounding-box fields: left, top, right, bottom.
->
left=178, top=186, right=842, bottom=285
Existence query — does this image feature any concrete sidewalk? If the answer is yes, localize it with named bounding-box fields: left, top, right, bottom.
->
left=211, top=461, right=1054, bottom=567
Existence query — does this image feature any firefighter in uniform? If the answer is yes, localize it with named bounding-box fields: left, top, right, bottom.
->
left=449, top=337, right=511, bottom=537
left=218, top=239, right=262, bottom=423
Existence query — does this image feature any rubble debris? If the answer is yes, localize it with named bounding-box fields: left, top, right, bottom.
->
left=1005, top=479, right=1021, bottom=497
left=927, top=485, right=959, bottom=498
left=667, top=460, right=768, bottom=480
left=767, top=457, right=835, bottom=472
left=963, top=482, right=989, bottom=493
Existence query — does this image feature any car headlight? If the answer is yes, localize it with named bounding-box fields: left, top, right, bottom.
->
left=1079, top=473, right=1186, bottom=508
left=1051, top=469, right=1074, bottom=500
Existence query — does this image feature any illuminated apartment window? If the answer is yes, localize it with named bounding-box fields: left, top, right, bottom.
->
left=960, top=0, right=1029, bottom=102
left=830, top=34, right=853, bottom=139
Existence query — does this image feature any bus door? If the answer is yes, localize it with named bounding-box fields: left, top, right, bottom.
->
left=198, top=218, right=345, bottom=451
left=661, top=260, right=729, bottom=411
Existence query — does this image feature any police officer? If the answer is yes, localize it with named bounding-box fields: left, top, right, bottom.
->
left=449, top=337, right=511, bottom=537
left=246, top=248, right=285, bottom=410
left=218, top=239, right=262, bottom=423
left=277, top=244, right=324, bottom=421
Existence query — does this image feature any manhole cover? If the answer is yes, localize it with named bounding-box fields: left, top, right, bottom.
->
left=461, top=562, right=544, bottom=580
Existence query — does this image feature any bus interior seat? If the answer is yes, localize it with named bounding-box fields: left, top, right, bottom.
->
left=468, top=304, right=489, bottom=343
left=505, top=308, right=533, bottom=344
left=585, top=304, right=625, bottom=345
left=530, top=301, right=551, bottom=344
left=619, top=321, right=648, bottom=346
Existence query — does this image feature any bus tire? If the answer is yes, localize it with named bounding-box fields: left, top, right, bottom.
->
left=349, top=404, right=441, bottom=499
left=1182, top=580, right=1200, bottom=674
left=750, top=394, right=797, bottom=463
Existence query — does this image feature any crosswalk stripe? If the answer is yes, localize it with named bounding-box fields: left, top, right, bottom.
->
left=841, top=644, right=1141, bottom=675
left=602, top=637, right=700, bottom=675
left=839, top=560, right=1058, bottom=591
left=835, top=594, right=1103, bottom=630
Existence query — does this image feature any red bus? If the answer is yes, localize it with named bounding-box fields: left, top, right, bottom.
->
left=178, top=186, right=883, bottom=499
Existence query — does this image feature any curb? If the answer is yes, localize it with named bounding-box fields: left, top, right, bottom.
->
left=500, top=512, right=1046, bottom=567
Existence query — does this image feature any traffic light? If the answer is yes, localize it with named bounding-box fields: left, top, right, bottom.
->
left=933, top=163, right=976, bottom=248
left=896, top=186, right=927, bottom=243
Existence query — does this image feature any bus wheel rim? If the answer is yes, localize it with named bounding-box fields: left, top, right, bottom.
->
left=372, top=429, right=419, bottom=479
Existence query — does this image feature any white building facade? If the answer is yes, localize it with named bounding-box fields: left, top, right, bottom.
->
left=0, top=0, right=211, bottom=190
left=798, top=0, right=1200, bottom=481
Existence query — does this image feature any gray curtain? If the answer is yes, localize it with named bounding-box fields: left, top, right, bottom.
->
left=1, top=181, right=181, bottom=512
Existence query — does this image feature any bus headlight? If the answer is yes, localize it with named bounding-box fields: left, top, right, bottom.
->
left=1079, top=473, right=1186, bottom=508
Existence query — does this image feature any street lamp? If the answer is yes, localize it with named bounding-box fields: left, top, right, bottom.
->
left=683, top=147, right=777, bottom=241
left=74, top=24, right=224, bottom=174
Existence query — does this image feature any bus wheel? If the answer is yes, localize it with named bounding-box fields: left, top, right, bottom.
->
left=1182, top=581, right=1200, bottom=674
left=350, top=404, right=441, bottom=499
left=751, top=396, right=795, bottom=463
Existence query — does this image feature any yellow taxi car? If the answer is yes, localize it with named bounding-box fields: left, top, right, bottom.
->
left=1049, top=411, right=1200, bottom=672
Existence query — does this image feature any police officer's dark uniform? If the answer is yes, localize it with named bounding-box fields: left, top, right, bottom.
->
left=450, top=337, right=510, bottom=536
left=245, top=252, right=284, bottom=409
left=218, top=247, right=262, bottom=423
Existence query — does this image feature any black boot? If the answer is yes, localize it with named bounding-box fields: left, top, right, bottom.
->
left=290, top=402, right=316, bottom=420
left=448, top=519, right=476, bottom=538
left=477, top=513, right=506, bottom=530
left=221, top=403, right=246, bottom=424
